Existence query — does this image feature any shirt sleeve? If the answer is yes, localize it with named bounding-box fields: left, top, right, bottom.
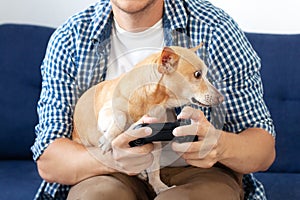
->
left=31, top=26, right=79, bottom=161
left=207, top=17, right=276, bottom=137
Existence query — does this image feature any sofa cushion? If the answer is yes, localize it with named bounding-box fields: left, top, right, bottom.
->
left=255, top=172, right=300, bottom=200
left=0, top=24, right=54, bottom=159
left=246, top=33, right=300, bottom=173
left=0, top=160, right=42, bottom=200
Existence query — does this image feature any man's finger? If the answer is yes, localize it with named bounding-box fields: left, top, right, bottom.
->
left=172, top=130, right=220, bottom=159
left=129, top=115, right=159, bottom=130
left=177, top=106, right=204, bottom=122
left=112, top=128, right=153, bottom=149
left=172, top=141, right=200, bottom=153
left=173, top=123, right=198, bottom=137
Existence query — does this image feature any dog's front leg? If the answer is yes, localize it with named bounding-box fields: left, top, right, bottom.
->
left=98, top=107, right=127, bottom=152
left=147, top=142, right=176, bottom=194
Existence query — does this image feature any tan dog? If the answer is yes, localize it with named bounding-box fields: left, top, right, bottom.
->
left=72, top=44, right=224, bottom=194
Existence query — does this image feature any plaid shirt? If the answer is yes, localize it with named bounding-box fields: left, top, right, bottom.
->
left=31, top=0, right=275, bottom=199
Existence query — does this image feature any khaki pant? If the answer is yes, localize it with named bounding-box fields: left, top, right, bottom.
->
left=67, top=165, right=244, bottom=200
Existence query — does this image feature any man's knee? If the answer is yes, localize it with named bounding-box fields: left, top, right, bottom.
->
left=67, top=176, right=137, bottom=200
left=155, top=182, right=242, bottom=200
left=157, top=166, right=243, bottom=200
left=154, top=186, right=190, bottom=200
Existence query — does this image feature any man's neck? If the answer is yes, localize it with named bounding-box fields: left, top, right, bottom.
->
left=111, top=0, right=164, bottom=32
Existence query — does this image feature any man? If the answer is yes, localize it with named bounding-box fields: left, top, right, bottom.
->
left=31, top=0, right=276, bottom=199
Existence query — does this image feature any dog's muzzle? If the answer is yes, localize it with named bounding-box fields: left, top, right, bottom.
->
left=191, top=97, right=209, bottom=107
left=191, top=96, right=224, bottom=107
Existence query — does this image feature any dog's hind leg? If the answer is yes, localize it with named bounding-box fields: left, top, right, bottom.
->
left=147, top=143, right=176, bottom=194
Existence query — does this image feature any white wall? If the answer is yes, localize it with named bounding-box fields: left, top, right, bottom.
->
left=209, top=0, right=300, bottom=34
left=1, top=0, right=299, bottom=34
left=0, top=0, right=98, bottom=28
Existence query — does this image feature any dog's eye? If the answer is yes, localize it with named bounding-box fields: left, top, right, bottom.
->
left=194, top=70, right=202, bottom=79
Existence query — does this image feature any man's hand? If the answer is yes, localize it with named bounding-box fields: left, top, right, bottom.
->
left=94, top=115, right=158, bottom=176
left=171, top=106, right=275, bottom=174
left=37, top=116, right=159, bottom=185
left=171, top=106, right=224, bottom=168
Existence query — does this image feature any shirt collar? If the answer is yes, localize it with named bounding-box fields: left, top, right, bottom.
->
left=163, top=0, right=188, bottom=30
left=89, top=1, right=113, bottom=44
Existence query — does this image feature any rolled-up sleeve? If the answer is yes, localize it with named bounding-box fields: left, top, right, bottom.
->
left=31, top=26, right=78, bottom=161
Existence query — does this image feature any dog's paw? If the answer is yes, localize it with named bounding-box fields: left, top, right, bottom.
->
left=138, top=170, right=148, bottom=181
left=98, top=136, right=112, bottom=152
left=153, top=184, right=176, bottom=194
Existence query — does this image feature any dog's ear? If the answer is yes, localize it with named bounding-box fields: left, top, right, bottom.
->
left=158, top=47, right=180, bottom=74
left=189, top=42, right=204, bottom=52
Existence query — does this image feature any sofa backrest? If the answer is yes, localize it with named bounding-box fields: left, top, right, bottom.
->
left=246, top=33, right=300, bottom=173
left=0, top=24, right=54, bottom=159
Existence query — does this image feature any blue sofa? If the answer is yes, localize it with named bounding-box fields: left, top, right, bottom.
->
left=0, top=24, right=299, bottom=200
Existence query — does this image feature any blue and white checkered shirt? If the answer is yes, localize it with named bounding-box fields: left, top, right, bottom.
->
left=31, top=0, right=275, bottom=199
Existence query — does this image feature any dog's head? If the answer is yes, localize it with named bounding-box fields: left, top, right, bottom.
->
left=157, top=44, right=224, bottom=107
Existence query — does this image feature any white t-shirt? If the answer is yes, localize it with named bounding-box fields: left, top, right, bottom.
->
left=106, top=18, right=164, bottom=80
left=106, top=19, right=187, bottom=166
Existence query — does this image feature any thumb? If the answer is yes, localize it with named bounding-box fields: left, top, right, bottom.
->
left=129, top=115, right=159, bottom=130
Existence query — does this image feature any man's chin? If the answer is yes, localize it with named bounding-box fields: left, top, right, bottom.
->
left=111, top=0, right=157, bottom=15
